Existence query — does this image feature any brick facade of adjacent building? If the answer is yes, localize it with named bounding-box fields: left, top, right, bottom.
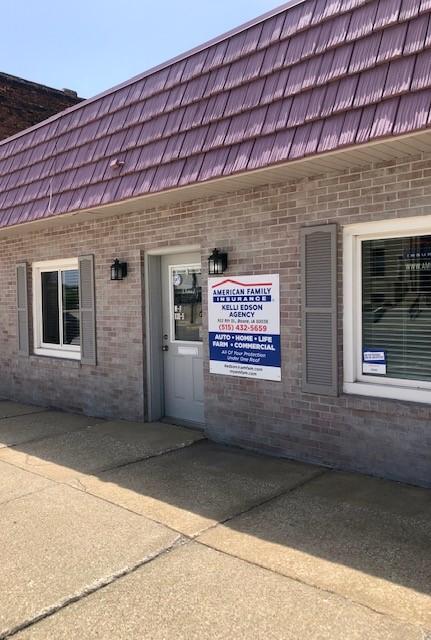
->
left=0, top=72, right=82, bottom=141
left=1, top=152, right=430, bottom=487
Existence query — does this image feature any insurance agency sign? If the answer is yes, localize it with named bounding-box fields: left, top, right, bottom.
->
left=208, top=274, right=281, bottom=381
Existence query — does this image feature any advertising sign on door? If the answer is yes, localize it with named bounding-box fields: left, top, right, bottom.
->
left=208, top=274, right=281, bottom=381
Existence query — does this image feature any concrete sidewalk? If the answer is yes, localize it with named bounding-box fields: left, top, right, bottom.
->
left=0, top=399, right=429, bottom=639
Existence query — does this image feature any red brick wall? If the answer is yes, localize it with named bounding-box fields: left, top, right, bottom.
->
left=0, top=73, right=82, bottom=141
left=0, top=152, right=430, bottom=487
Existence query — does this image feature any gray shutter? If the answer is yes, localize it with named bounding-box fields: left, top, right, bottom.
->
left=16, top=263, right=30, bottom=356
left=79, top=255, right=97, bottom=365
left=300, top=224, right=338, bottom=396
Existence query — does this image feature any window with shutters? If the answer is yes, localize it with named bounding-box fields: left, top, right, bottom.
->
left=344, top=216, right=431, bottom=404
left=32, top=259, right=81, bottom=360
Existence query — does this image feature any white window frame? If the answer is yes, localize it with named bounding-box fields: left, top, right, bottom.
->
left=344, top=214, right=431, bottom=404
left=32, top=258, right=81, bottom=360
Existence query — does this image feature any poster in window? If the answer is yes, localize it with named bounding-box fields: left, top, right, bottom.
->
left=362, top=348, right=386, bottom=375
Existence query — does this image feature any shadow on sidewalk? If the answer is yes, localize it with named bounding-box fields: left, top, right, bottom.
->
left=0, top=399, right=429, bottom=626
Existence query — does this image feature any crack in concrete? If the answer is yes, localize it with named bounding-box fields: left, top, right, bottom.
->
left=0, top=485, right=54, bottom=509
left=0, top=536, right=190, bottom=639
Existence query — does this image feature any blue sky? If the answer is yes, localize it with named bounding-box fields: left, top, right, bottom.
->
left=2, top=1, right=280, bottom=98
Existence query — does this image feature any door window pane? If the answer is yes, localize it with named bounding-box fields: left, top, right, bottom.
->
left=62, top=269, right=80, bottom=346
left=172, top=267, right=202, bottom=341
left=41, top=271, right=60, bottom=344
left=362, top=235, right=431, bottom=381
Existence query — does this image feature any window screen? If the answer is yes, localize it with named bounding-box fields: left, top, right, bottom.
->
left=362, top=235, right=431, bottom=382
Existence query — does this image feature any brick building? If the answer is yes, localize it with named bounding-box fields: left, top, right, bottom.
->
left=0, top=72, right=82, bottom=141
left=0, top=0, right=430, bottom=488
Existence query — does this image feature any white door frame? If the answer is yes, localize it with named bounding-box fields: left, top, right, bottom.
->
left=144, top=245, right=201, bottom=422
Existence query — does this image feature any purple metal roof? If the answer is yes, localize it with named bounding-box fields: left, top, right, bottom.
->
left=1, top=0, right=431, bottom=228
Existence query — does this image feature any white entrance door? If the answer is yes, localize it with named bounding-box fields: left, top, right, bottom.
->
left=161, top=253, right=204, bottom=425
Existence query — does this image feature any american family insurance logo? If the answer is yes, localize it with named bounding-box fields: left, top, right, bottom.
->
left=211, top=278, right=274, bottom=303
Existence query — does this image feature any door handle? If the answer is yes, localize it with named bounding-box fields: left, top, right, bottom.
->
left=162, top=345, right=169, bottom=352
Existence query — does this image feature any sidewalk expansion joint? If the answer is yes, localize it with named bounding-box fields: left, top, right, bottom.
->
left=0, top=536, right=191, bottom=640
left=4, top=423, right=104, bottom=449
left=0, top=409, right=49, bottom=421
left=0, top=436, right=207, bottom=488
left=193, top=467, right=430, bottom=633
left=201, top=535, right=431, bottom=635
left=63, top=478, right=188, bottom=538
left=195, top=537, right=430, bottom=634
left=94, top=437, right=209, bottom=475
left=192, top=467, right=330, bottom=540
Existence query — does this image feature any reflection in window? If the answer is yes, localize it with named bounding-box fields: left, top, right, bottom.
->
left=362, top=235, right=431, bottom=381
left=62, top=270, right=80, bottom=345
left=42, top=271, right=60, bottom=344
left=172, top=267, right=202, bottom=342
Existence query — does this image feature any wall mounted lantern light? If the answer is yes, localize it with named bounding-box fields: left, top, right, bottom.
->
left=208, top=248, right=228, bottom=276
left=110, top=259, right=128, bottom=281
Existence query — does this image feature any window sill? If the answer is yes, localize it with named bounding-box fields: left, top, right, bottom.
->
left=33, top=348, right=81, bottom=362
left=343, top=381, right=431, bottom=405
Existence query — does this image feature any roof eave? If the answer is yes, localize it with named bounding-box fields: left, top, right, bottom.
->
left=1, top=128, right=431, bottom=238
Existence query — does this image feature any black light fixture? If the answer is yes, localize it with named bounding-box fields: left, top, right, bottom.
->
left=208, top=248, right=228, bottom=275
left=110, top=259, right=128, bottom=281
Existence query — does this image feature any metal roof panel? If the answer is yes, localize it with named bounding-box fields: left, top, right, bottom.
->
left=399, top=0, right=420, bottom=20
left=338, top=110, right=361, bottom=148
left=384, top=57, right=415, bottom=96
left=248, top=133, right=277, bottom=169
left=374, top=0, right=402, bottom=28
left=356, top=105, right=377, bottom=143
left=179, top=154, right=205, bottom=185
left=350, top=32, right=382, bottom=73
left=347, top=1, right=379, bottom=40
left=404, top=14, right=430, bottom=54
left=411, top=49, right=431, bottom=90
left=370, top=97, right=399, bottom=137
left=354, top=65, right=389, bottom=107
left=394, top=89, right=431, bottom=133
